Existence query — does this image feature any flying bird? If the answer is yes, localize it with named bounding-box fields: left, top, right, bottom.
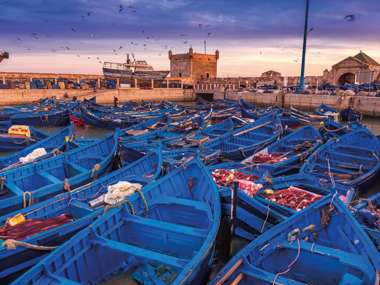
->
left=344, top=14, right=355, bottom=22
left=207, top=32, right=212, bottom=37
left=308, top=27, right=314, bottom=33
left=119, top=4, right=124, bottom=13
left=71, top=27, right=77, bottom=32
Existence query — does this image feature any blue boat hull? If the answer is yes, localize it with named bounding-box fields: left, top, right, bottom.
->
left=0, top=150, right=162, bottom=283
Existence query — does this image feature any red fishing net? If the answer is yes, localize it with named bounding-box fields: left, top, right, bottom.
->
left=264, top=186, right=322, bottom=211
left=252, top=153, right=287, bottom=164
left=212, top=169, right=258, bottom=187
left=0, top=214, right=73, bottom=240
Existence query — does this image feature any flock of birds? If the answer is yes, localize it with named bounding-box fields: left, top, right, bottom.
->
left=0, top=0, right=359, bottom=66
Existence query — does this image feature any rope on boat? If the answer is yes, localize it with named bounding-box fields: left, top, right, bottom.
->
left=135, top=188, right=149, bottom=215
left=272, top=238, right=301, bottom=285
left=260, top=204, right=271, bottom=233
left=104, top=198, right=136, bottom=215
left=238, top=148, right=247, bottom=159
left=63, top=179, right=71, bottom=192
left=22, top=191, right=32, bottom=208
left=320, top=125, right=347, bottom=133
left=0, top=177, right=6, bottom=196
left=326, top=158, right=339, bottom=207
left=2, top=239, right=57, bottom=251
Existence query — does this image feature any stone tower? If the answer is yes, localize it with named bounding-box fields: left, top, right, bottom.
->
left=168, top=48, right=219, bottom=83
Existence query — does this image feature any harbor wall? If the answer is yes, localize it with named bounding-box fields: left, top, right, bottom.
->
left=0, top=88, right=191, bottom=105
left=216, top=90, right=380, bottom=117
left=1, top=88, right=380, bottom=117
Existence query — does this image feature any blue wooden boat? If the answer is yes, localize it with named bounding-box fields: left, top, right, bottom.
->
left=122, top=115, right=168, bottom=136
left=229, top=171, right=352, bottom=241
left=301, top=127, right=380, bottom=191
left=0, top=126, right=48, bottom=152
left=239, top=99, right=256, bottom=110
left=211, top=195, right=380, bottom=285
left=13, top=158, right=221, bottom=285
left=242, top=125, right=323, bottom=176
left=165, top=117, right=246, bottom=149
left=353, top=192, right=380, bottom=250
left=0, top=125, right=74, bottom=171
left=315, top=103, right=338, bottom=116
left=240, top=107, right=260, bottom=120
left=0, top=149, right=162, bottom=283
left=79, top=106, right=139, bottom=129
left=201, top=114, right=282, bottom=162
left=340, top=106, right=362, bottom=123
left=0, top=132, right=119, bottom=216
left=8, top=109, right=70, bottom=127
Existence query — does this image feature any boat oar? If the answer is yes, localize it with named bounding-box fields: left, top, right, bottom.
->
left=233, top=121, right=273, bottom=137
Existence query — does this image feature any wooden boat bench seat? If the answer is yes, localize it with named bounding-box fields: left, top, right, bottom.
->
left=93, top=236, right=189, bottom=269
left=321, top=152, right=375, bottom=163
left=39, top=171, right=62, bottom=184
left=335, top=144, right=377, bottom=157
left=278, top=240, right=372, bottom=276
left=152, top=196, right=212, bottom=219
left=238, top=266, right=306, bottom=285
left=123, top=215, right=207, bottom=239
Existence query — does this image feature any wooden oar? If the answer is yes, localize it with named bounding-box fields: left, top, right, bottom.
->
left=233, top=120, right=273, bottom=137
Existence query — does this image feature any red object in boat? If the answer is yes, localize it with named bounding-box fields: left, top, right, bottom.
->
left=0, top=214, right=73, bottom=240
left=212, top=169, right=258, bottom=187
left=238, top=180, right=263, bottom=197
left=265, top=186, right=322, bottom=211
left=252, top=153, right=286, bottom=164
left=69, top=114, right=86, bottom=127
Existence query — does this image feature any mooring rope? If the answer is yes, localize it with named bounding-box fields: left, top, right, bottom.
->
left=3, top=239, right=57, bottom=251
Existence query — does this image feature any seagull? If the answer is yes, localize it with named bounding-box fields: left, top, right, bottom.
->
left=344, top=14, right=355, bottom=22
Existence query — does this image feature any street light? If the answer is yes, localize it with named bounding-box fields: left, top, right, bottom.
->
left=298, top=0, right=310, bottom=93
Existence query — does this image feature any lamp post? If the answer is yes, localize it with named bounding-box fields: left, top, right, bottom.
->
left=298, top=0, right=310, bottom=93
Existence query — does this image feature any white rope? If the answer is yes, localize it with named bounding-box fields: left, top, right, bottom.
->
left=260, top=204, right=270, bottom=233
left=272, top=238, right=301, bottom=285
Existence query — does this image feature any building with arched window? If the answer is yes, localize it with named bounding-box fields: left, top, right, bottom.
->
left=324, top=51, right=380, bottom=85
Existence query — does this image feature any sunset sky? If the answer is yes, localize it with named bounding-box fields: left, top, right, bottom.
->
left=0, top=0, right=379, bottom=76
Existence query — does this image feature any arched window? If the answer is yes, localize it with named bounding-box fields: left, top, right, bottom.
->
left=206, top=73, right=210, bottom=78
